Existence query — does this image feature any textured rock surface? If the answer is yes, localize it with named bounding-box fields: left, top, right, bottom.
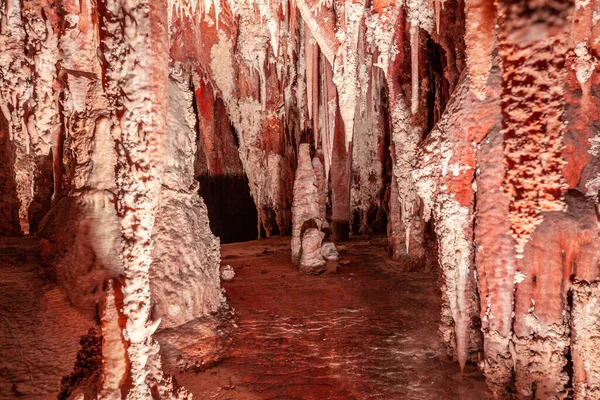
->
left=414, top=70, right=500, bottom=371
left=571, top=281, right=600, bottom=400
left=36, top=72, right=224, bottom=332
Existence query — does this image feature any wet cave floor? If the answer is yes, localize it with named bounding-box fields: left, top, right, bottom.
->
left=175, top=236, right=487, bottom=400
left=0, top=235, right=487, bottom=399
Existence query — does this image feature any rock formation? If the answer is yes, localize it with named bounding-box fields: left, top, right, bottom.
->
left=0, top=0, right=599, bottom=398
left=291, top=143, right=331, bottom=274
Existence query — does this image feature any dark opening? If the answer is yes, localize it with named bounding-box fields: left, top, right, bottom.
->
left=198, top=173, right=258, bottom=244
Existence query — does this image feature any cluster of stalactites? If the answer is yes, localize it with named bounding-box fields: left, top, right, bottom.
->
left=171, top=0, right=443, bottom=160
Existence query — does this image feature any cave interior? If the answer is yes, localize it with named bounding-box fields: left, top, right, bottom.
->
left=0, top=0, right=599, bottom=399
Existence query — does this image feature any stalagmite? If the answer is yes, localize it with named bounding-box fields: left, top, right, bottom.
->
left=98, top=280, right=128, bottom=400
left=291, top=143, right=325, bottom=272
left=299, top=227, right=326, bottom=273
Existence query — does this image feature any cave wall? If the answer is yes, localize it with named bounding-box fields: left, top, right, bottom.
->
left=413, top=0, right=600, bottom=397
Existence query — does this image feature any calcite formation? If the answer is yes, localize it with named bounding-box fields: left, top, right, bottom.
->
left=291, top=143, right=330, bottom=274
left=1, top=0, right=599, bottom=398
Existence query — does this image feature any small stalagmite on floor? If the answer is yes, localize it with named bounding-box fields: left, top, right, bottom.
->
left=291, top=143, right=340, bottom=274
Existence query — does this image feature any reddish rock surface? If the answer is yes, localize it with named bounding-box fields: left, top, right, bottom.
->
left=0, top=0, right=599, bottom=397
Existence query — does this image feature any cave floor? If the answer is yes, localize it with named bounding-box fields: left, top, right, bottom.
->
left=0, top=235, right=487, bottom=400
left=175, top=236, right=487, bottom=400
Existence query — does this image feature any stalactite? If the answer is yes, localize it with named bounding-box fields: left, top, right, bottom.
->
left=413, top=60, right=508, bottom=376
left=389, top=96, right=421, bottom=257
left=311, top=43, right=320, bottom=148
left=102, top=0, right=188, bottom=397
left=296, top=17, right=308, bottom=136
left=382, top=5, right=427, bottom=267
left=413, top=77, right=485, bottom=373
left=464, top=0, right=496, bottom=101
left=295, top=0, right=339, bottom=66
left=434, top=0, right=441, bottom=34
left=205, top=3, right=292, bottom=237
left=366, top=2, right=400, bottom=78
left=405, top=0, right=434, bottom=115
left=0, top=0, right=33, bottom=233
left=330, top=95, right=352, bottom=241
left=305, top=28, right=314, bottom=122
left=350, top=42, right=385, bottom=234
left=22, top=0, right=59, bottom=231
left=409, top=21, right=419, bottom=115
left=321, top=55, right=337, bottom=179
left=332, top=0, right=364, bottom=148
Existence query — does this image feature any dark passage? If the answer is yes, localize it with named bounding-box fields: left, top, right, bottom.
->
left=198, top=174, right=258, bottom=244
